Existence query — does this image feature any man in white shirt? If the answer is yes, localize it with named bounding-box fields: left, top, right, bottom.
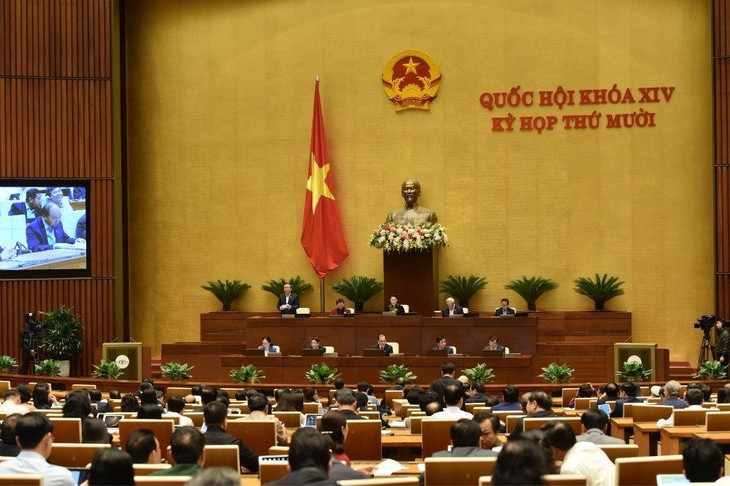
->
left=0, top=389, right=31, bottom=415
left=163, top=395, right=194, bottom=427
left=0, top=413, right=75, bottom=486
left=542, top=420, right=615, bottom=486
left=429, top=384, right=473, bottom=420
left=657, top=388, right=705, bottom=428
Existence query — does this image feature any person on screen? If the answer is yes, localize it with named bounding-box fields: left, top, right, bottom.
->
left=71, top=187, right=86, bottom=201
left=385, top=295, right=405, bottom=315
left=75, top=213, right=87, bottom=239
left=277, top=283, right=300, bottom=315
left=46, top=187, right=72, bottom=213
left=373, top=334, right=394, bottom=356
left=330, top=298, right=352, bottom=316
left=258, top=336, right=279, bottom=355
left=483, top=336, right=505, bottom=351
left=494, top=298, right=516, bottom=316
left=441, top=297, right=464, bottom=317
left=0, top=246, right=17, bottom=261
left=433, top=336, right=454, bottom=354
left=26, top=203, right=84, bottom=252
left=9, top=188, right=43, bottom=225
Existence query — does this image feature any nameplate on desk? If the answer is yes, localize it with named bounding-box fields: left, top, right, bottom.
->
left=382, top=311, right=397, bottom=315
left=505, top=352, right=522, bottom=357
left=281, top=314, right=295, bottom=319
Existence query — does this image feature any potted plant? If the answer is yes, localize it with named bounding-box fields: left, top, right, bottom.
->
left=0, top=355, right=18, bottom=373
left=41, top=305, right=83, bottom=377
left=331, top=276, right=384, bottom=312
left=504, top=276, right=559, bottom=311
left=378, top=364, right=417, bottom=384
left=92, top=359, right=124, bottom=380
left=538, top=362, right=575, bottom=384
left=462, top=363, right=496, bottom=384
left=616, top=362, right=652, bottom=382
left=160, top=362, right=194, bottom=381
left=694, top=360, right=727, bottom=380
left=305, top=362, right=341, bottom=384
left=261, top=276, right=314, bottom=299
left=35, top=359, right=61, bottom=377
left=439, top=275, right=488, bottom=308
left=229, top=364, right=266, bottom=384
left=201, top=279, right=251, bottom=311
left=573, top=273, right=625, bottom=310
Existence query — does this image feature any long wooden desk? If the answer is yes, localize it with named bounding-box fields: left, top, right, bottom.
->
left=660, top=426, right=703, bottom=455
left=632, top=422, right=661, bottom=456
left=611, top=418, right=634, bottom=443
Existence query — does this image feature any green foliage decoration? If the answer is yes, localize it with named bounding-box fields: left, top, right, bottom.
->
left=35, top=359, right=61, bottom=377
left=160, top=362, right=194, bottom=381
left=229, top=364, right=266, bottom=384
left=305, top=362, right=341, bottom=384
left=439, top=275, right=488, bottom=309
left=261, top=277, right=314, bottom=298
left=91, top=359, right=124, bottom=380
left=538, top=362, right=575, bottom=384
left=201, top=279, right=251, bottom=311
left=0, top=355, right=18, bottom=373
left=616, top=361, right=652, bottom=382
left=378, top=364, right=417, bottom=384
left=331, top=276, right=384, bottom=312
left=462, top=363, right=496, bottom=384
left=573, top=273, right=625, bottom=310
left=41, top=305, right=84, bottom=359
left=694, top=360, right=727, bottom=380
left=504, top=275, right=558, bottom=311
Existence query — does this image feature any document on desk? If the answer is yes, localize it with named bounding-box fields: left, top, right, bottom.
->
left=373, top=459, right=407, bottom=476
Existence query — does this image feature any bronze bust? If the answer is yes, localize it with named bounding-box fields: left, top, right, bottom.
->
left=386, top=179, right=438, bottom=225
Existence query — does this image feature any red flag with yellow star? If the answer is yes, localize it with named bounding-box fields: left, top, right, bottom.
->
left=301, top=81, right=349, bottom=278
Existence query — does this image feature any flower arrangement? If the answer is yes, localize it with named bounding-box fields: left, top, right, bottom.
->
left=369, top=222, right=448, bottom=253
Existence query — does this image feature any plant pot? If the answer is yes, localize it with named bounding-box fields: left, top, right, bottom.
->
left=58, top=360, right=71, bottom=377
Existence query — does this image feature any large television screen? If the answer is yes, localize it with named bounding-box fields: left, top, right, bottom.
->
left=0, top=180, right=90, bottom=278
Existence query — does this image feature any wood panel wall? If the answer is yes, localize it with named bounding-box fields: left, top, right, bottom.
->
left=0, top=0, right=114, bottom=376
left=717, top=1, right=730, bottom=319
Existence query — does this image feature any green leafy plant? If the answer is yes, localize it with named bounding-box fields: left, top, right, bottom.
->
left=229, top=364, right=266, bottom=384
left=378, top=364, right=417, bottom=384
left=0, top=355, right=18, bottom=373
left=41, top=305, right=84, bottom=359
left=538, top=362, right=575, bottom=384
left=201, top=279, right=251, bottom=311
left=694, top=360, right=727, bottom=380
left=504, top=276, right=559, bottom=311
left=35, top=359, right=61, bottom=377
left=439, top=275, right=488, bottom=308
left=160, top=362, right=194, bottom=381
left=573, top=273, right=625, bottom=310
left=462, top=363, right=496, bottom=384
left=305, top=362, right=341, bottom=384
left=616, top=361, right=652, bottom=382
left=261, top=277, right=314, bottom=299
left=331, top=276, right=384, bottom=312
left=91, top=359, right=124, bottom=380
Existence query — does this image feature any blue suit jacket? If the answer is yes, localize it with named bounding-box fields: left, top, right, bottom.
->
left=441, top=305, right=464, bottom=317
left=26, top=218, right=75, bottom=252
left=9, top=202, right=41, bottom=224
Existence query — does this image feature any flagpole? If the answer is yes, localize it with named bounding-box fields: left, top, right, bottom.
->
left=320, top=278, right=325, bottom=314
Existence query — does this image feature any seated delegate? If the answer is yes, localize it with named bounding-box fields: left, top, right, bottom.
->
left=373, top=334, right=394, bottom=356
left=432, top=336, right=455, bottom=354
left=441, top=297, right=464, bottom=317
left=26, top=202, right=86, bottom=252
left=494, top=298, right=516, bottom=316
left=385, top=295, right=405, bottom=315
left=330, top=298, right=352, bottom=316
left=258, top=336, right=279, bottom=355
left=308, top=337, right=325, bottom=355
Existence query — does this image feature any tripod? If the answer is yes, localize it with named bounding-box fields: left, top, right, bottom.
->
left=698, top=330, right=714, bottom=368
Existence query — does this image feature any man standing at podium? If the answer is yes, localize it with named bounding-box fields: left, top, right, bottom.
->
left=277, top=283, right=300, bottom=315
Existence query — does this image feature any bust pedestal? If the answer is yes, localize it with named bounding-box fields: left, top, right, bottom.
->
left=383, top=249, right=439, bottom=316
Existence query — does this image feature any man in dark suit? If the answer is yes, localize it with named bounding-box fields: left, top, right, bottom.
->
left=8, top=188, right=43, bottom=225
left=276, top=283, right=300, bottom=315
left=494, top=298, right=516, bottom=316
left=432, top=336, right=455, bottom=355
left=483, top=336, right=506, bottom=352
left=609, top=382, right=642, bottom=419
left=441, top=297, right=464, bottom=317
left=334, top=389, right=365, bottom=420
left=657, top=380, right=689, bottom=409
left=511, top=391, right=555, bottom=436
left=26, top=203, right=82, bottom=252
left=429, top=362, right=462, bottom=403
left=268, top=428, right=337, bottom=486
left=373, top=334, right=394, bottom=356
left=202, top=401, right=259, bottom=472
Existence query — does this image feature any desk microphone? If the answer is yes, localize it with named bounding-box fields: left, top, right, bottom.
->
left=14, top=242, right=29, bottom=255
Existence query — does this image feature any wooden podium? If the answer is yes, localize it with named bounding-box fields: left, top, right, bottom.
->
left=102, top=342, right=148, bottom=381
left=383, top=249, right=439, bottom=316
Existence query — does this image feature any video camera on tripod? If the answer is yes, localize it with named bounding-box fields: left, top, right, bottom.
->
left=23, top=312, right=43, bottom=333
left=694, top=314, right=717, bottom=337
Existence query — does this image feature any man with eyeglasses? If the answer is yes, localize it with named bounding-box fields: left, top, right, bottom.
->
left=26, top=203, right=85, bottom=252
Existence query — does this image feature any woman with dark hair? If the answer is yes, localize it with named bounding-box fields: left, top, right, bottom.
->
left=258, top=336, right=279, bottom=355
left=304, top=386, right=325, bottom=414
left=31, top=384, right=53, bottom=410
left=275, top=390, right=305, bottom=427
left=87, top=448, right=135, bottom=485
left=137, top=403, right=163, bottom=420
left=62, top=390, right=92, bottom=420
left=83, top=418, right=112, bottom=444
left=492, top=438, right=550, bottom=485
left=120, top=393, right=139, bottom=413
left=320, top=411, right=374, bottom=480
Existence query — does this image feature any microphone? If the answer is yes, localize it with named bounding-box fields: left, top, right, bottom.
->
left=15, top=242, right=30, bottom=255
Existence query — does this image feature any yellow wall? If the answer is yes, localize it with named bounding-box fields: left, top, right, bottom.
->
left=125, top=0, right=714, bottom=363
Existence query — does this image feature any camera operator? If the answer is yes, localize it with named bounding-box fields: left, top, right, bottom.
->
left=715, top=319, right=729, bottom=368
left=19, top=313, right=42, bottom=375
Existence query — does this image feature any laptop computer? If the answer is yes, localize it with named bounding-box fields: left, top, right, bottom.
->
left=482, top=349, right=505, bottom=358
left=597, top=403, right=612, bottom=414
left=243, top=348, right=265, bottom=356
left=301, top=349, right=325, bottom=356
left=98, top=413, right=124, bottom=433
left=363, top=348, right=386, bottom=357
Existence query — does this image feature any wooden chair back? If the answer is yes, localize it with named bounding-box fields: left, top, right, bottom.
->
left=268, top=446, right=289, bottom=455
left=492, top=410, right=522, bottom=427
left=621, top=403, right=637, bottom=418
left=424, top=457, right=496, bottom=485
left=165, top=444, right=240, bottom=472
left=227, top=403, right=249, bottom=414
left=258, top=456, right=289, bottom=485
left=272, top=411, right=302, bottom=428
left=0, top=475, right=43, bottom=485
left=421, top=419, right=458, bottom=459
left=631, top=404, right=673, bottom=422
left=410, top=416, right=424, bottom=434
left=673, top=408, right=709, bottom=426
left=182, top=411, right=204, bottom=427
left=391, top=399, right=408, bottom=417
left=71, top=383, right=96, bottom=391
left=561, top=388, right=579, bottom=408
left=706, top=411, right=730, bottom=431
left=573, top=398, right=597, bottom=410
left=360, top=410, right=381, bottom=420
left=523, top=417, right=581, bottom=435
left=164, top=386, right=191, bottom=399
left=473, top=406, right=491, bottom=416
left=339, top=477, right=419, bottom=486
left=715, top=403, right=730, bottom=411
left=542, top=474, right=588, bottom=485
left=597, top=444, right=639, bottom=463
left=385, top=390, right=404, bottom=410
left=400, top=404, right=419, bottom=419
left=465, top=402, right=484, bottom=414
left=48, top=417, right=82, bottom=443
left=133, top=464, right=172, bottom=476
left=0, top=381, right=12, bottom=394
left=345, top=419, right=382, bottom=461
left=303, top=402, right=320, bottom=414
left=614, top=455, right=683, bottom=486
left=226, top=419, right=277, bottom=456
left=119, top=419, right=175, bottom=454
left=133, top=476, right=192, bottom=486
left=504, top=415, right=524, bottom=434
left=48, top=442, right=110, bottom=467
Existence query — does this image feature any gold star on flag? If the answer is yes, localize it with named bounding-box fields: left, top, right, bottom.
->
left=306, top=153, right=335, bottom=213
left=402, top=57, right=420, bottom=75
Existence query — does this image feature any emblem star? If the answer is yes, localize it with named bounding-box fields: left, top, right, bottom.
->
left=306, top=153, right=335, bottom=213
left=402, top=57, right=420, bottom=75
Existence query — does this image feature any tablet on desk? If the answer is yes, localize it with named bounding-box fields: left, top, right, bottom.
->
left=303, top=413, right=319, bottom=427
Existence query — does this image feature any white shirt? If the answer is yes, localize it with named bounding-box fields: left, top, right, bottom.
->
left=429, top=406, right=473, bottom=420
left=657, top=404, right=704, bottom=428
left=163, top=411, right=194, bottom=427
left=561, top=441, right=615, bottom=486
left=0, top=401, right=30, bottom=415
left=0, top=451, right=75, bottom=486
